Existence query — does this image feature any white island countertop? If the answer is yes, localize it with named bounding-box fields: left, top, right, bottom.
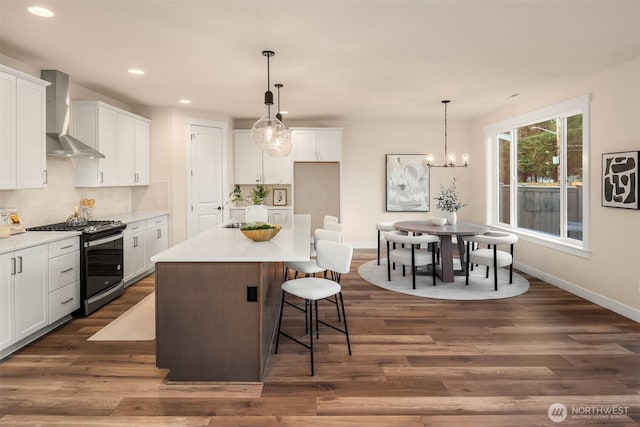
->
left=152, top=214, right=311, bottom=263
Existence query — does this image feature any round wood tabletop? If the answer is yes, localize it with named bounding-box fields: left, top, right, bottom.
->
left=394, top=221, right=488, bottom=236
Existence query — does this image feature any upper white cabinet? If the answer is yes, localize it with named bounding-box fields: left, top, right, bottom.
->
left=291, top=128, right=342, bottom=162
left=0, top=65, right=48, bottom=190
left=72, top=101, right=150, bottom=187
left=233, top=130, right=292, bottom=185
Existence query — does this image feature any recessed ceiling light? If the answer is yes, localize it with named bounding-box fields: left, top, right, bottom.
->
left=179, top=99, right=191, bottom=104
left=128, top=68, right=144, bottom=75
left=28, top=6, right=54, bottom=17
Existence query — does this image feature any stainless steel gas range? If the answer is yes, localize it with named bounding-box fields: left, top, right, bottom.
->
left=27, top=220, right=127, bottom=316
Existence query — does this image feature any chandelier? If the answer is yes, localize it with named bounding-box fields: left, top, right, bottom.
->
left=251, top=50, right=291, bottom=157
left=426, top=100, right=468, bottom=168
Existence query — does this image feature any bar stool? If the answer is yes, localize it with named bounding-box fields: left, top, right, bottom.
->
left=275, top=240, right=353, bottom=376
left=375, top=221, right=396, bottom=265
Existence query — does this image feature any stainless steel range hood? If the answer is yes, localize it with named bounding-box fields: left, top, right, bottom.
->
left=41, top=70, right=105, bottom=159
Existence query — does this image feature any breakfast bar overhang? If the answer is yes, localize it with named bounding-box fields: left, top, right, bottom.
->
left=151, top=215, right=311, bottom=382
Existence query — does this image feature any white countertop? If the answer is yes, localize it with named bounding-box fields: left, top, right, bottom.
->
left=100, top=211, right=169, bottom=224
left=0, top=231, right=81, bottom=255
left=152, top=214, right=311, bottom=263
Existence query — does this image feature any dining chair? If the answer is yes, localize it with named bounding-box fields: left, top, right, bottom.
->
left=384, top=230, right=439, bottom=288
left=464, top=231, right=518, bottom=291
left=275, top=240, right=353, bottom=376
left=245, top=205, right=269, bottom=223
left=375, top=221, right=397, bottom=265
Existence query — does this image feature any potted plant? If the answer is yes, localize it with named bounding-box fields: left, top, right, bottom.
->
left=227, top=184, right=246, bottom=205
left=250, top=183, right=270, bottom=205
left=434, top=177, right=466, bottom=224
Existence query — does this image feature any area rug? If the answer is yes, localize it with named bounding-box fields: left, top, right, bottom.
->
left=87, top=292, right=155, bottom=341
left=358, top=259, right=529, bottom=300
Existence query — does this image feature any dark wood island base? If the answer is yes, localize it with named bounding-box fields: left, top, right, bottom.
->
left=155, top=261, right=282, bottom=382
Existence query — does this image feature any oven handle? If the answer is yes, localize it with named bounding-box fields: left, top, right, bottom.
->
left=85, top=233, right=123, bottom=248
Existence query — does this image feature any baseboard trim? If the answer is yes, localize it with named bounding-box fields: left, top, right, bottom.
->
left=514, top=261, right=640, bottom=323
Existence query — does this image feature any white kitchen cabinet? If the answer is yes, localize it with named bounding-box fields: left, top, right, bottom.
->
left=233, top=130, right=292, bottom=184
left=228, top=207, right=292, bottom=225
left=13, top=244, right=49, bottom=341
left=0, top=65, right=48, bottom=190
left=73, top=101, right=150, bottom=187
left=123, top=220, right=147, bottom=285
left=0, top=252, right=15, bottom=351
left=134, top=120, right=150, bottom=185
left=47, top=237, right=80, bottom=323
left=146, top=216, right=168, bottom=267
left=291, top=128, right=342, bottom=162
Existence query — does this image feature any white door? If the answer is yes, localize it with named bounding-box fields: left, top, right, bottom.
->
left=189, top=124, right=224, bottom=237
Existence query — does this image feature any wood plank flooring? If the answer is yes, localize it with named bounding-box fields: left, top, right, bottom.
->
left=1, top=249, right=638, bottom=426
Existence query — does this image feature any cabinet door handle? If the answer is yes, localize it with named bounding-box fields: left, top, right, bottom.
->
left=133, top=236, right=138, bottom=247
left=17, top=256, right=22, bottom=274
left=59, top=244, right=73, bottom=250
left=157, top=229, right=161, bottom=239
left=11, top=257, right=16, bottom=275
left=100, top=172, right=104, bottom=184
left=43, top=170, right=48, bottom=184
left=61, top=267, right=74, bottom=274
left=61, top=297, right=74, bottom=305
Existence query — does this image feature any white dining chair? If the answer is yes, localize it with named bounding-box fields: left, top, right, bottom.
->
left=375, top=221, right=397, bottom=265
left=384, top=230, right=440, bottom=288
left=245, top=205, right=269, bottom=223
left=275, top=240, right=353, bottom=376
left=464, top=231, right=518, bottom=291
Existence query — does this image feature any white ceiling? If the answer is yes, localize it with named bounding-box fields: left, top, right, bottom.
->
left=1, top=0, right=638, bottom=121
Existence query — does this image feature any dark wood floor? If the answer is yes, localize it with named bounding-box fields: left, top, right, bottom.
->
left=1, top=249, right=638, bottom=426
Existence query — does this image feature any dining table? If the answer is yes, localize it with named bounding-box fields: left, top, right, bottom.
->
left=394, top=221, right=489, bottom=282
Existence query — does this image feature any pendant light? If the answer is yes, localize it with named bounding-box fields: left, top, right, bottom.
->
left=264, top=83, right=291, bottom=158
left=426, top=100, right=468, bottom=168
left=251, top=50, right=291, bottom=157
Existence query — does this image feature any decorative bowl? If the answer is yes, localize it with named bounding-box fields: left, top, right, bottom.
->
left=428, top=217, right=447, bottom=226
left=240, top=223, right=282, bottom=242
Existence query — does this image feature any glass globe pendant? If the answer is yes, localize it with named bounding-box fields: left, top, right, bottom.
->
left=251, top=50, right=291, bottom=157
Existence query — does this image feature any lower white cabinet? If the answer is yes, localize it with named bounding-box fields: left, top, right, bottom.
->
left=146, top=216, right=168, bottom=267
left=122, top=214, right=168, bottom=286
left=228, top=207, right=293, bottom=225
left=123, top=220, right=147, bottom=285
left=12, top=244, right=49, bottom=342
left=47, top=237, right=80, bottom=324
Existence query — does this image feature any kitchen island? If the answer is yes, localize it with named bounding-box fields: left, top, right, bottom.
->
left=151, top=214, right=310, bottom=382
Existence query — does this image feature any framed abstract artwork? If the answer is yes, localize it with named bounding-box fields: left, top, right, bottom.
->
left=602, top=151, right=639, bottom=209
left=385, top=154, right=430, bottom=212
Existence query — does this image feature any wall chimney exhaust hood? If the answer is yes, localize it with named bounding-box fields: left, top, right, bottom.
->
left=41, top=70, right=105, bottom=158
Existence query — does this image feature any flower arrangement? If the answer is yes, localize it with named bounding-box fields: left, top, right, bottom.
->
left=434, top=178, right=466, bottom=212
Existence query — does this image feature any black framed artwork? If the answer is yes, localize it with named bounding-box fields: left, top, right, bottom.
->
left=385, top=154, right=430, bottom=212
left=602, top=150, right=639, bottom=209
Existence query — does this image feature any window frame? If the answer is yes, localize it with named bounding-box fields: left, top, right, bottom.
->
left=484, top=94, right=591, bottom=257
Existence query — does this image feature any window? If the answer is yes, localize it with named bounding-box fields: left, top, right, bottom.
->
left=486, top=95, right=590, bottom=253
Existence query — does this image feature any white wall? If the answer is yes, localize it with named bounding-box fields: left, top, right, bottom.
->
left=468, top=57, right=640, bottom=319
left=145, top=107, right=232, bottom=245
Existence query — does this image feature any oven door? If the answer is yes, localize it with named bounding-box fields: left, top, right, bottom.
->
left=84, top=232, right=124, bottom=300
